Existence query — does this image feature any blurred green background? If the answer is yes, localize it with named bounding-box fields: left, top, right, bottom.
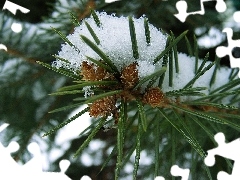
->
left=1, top=0, right=240, bottom=179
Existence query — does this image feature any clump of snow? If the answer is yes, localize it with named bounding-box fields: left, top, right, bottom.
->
left=54, top=11, right=239, bottom=105
left=161, top=53, right=239, bottom=104
left=82, top=86, right=94, bottom=98
left=54, top=11, right=166, bottom=75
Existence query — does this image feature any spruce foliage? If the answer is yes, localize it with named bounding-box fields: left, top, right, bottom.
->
left=1, top=0, right=240, bottom=179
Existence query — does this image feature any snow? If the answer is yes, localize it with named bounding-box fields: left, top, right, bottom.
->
left=54, top=12, right=167, bottom=74
left=54, top=12, right=240, bottom=105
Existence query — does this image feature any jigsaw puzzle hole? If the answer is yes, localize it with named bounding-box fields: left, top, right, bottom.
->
left=232, top=47, right=240, bottom=58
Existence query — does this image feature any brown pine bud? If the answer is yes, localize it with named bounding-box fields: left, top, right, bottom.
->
left=143, top=87, right=165, bottom=107
left=80, top=61, right=113, bottom=81
left=96, top=65, right=114, bottom=80
left=89, top=96, right=116, bottom=117
left=120, top=62, right=139, bottom=89
left=80, top=61, right=96, bottom=81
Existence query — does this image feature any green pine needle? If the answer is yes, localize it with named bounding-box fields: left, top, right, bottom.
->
left=174, top=111, right=206, bottom=157
left=57, top=80, right=118, bottom=92
left=78, top=119, right=100, bottom=136
left=49, top=89, right=83, bottom=96
left=134, top=66, right=167, bottom=90
left=154, top=116, right=160, bottom=177
left=50, top=90, right=121, bottom=114
left=85, top=90, right=123, bottom=104
left=168, top=36, right=174, bottom=87
left=171, top=34, right=179, bottom=73
left=99, top=145, right=117, bottom=174
left=166, top=87, right=207, bottom=97
left=69, top=12, right=80, bottom=26
left=194, top=89, right=240, bottom=102
left=51, top=27, right=79, bottom=52
left=185, top=35, right=193, bottom=56
left=129, top=16, right=139, bottom=59
left=115, top=101, right=126, bottom=180
left=193, top=35, right=199, bottom=74
left=73, top=117, right=106, bottom=158
left=159, top=109, right=206, bottom=158
left=189, top=114, right=216, bottom=143
left=49, top=102, right=84, bottom=113
left=136, top=99, right=148, bottom=132
left=36, top=61, right=80, bottom=80
left=91, top=10, right=101, bottom=27
left=85, top=21, right=100, bottom=45
left=144, top=17, right=151, bottom=45
left=209, top=78, right=240, bottom=95
left=184, top=60, right=215, bottom=89
left=153, top=30, right=188, bottom=64
left=133, top=117, right=142, bottom=180
left=184, top=101, right=239, bottom=110
left=42, top=107, right=89, bottom=137
left=52, top=55, right=70, bottom=63
left=209, top=56, right=220, bottom=87
left=229, top=68, right=239, bottom=80
left=86, top=56, right=115, bottom=73
left=158, top=36, right=171, bottom=87
left=170, top=104, right=240, bottom=129
left=196, top=53, right=209, bottom=74
left=80, top=35, right=120, bottom=75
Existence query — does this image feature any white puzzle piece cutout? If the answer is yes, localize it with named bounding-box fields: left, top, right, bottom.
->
left=154, top=165, right=190, bottom=180
left=0, top=141, right=72, bottom=180
left=0, top=44, right=7, bottom=51
left=174, top=0, right=226, bottom=22
left=2, top=0, right=30, bottom=15
left=171, top=165, right=190, bottom=180
left=2, top=0, right=30, bottom=33
left=204, top=132, right=240, bottom=180
left=233, top=11, right=240, bottom=23
left=0, top=124, right=71, bottom=180
left=216, top=27, right=240, bottom=77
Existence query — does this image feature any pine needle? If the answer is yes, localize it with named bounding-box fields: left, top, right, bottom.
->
left=57, top=80, right=118, bottom=91
left=136, top=99, right=148, bottom=131
left=36, top=61, right=80, bottom=80
left=166, top=87, right=207, bottom=97
left=185, top=35, right=193, bottom=56
left=86, top=56, right=114, bottom=73
left=51, top=27, right=80, bottom=52
left=154, top=116, right=160, bottom=177
left=133, top=117, right=142, bottom=180
left=52, top=55, right=70, bottom=63
left=73, top=117, right=106, bottom=157
left=91, top=10, right=101, bottom=27
left=42, top=107, right=89, bottom=137
left=134, top=66, right=167, bottom=90
left=153, top=30, right=188, bottom=64
left=144, top=17, right=151, bottom=45
left=115, top=101, right=126, bottom=180
left=193, top=35, right=199, bottom=74
left=69, top=12, right=80, bottom=26
left=209, top=56, right=220, bottom=87
left=85, top=21, right=100, bottom=45
left=49, top=102, right=85, bottom=113
left=129, top=16, right=139, bottom=59
left=80, top=35, right=120, bottom=74
left=184, top=61, right=215, bottom=88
